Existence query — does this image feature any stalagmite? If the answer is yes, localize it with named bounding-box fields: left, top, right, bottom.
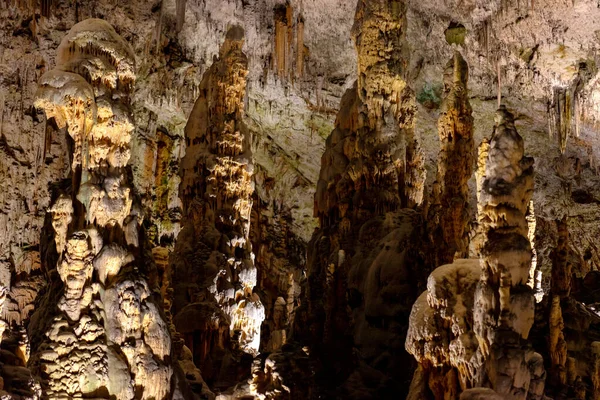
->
left=30, top=19, right=173, bottom=399
left=547, top=216, right=570, bottom=391
left=431, top=51, right=474, bottom=264
left=474, top=105, right=542, bottom=398
left=172, top=25, right=264, bottom=388
left=302, top=0, right=426, bottom=396
left=406, top=51, right=476, bottom=397
left=406, top=106, right=544, bottom=399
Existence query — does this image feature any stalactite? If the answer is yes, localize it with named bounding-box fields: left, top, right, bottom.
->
left=155, top=0, right=164, bottom=54
left=175, top=0, right=186, bottom=33
left=273, top=4, right=288, bottom=78
left=549, top=83, right=585, bottom=154
left=497, top=61, right=502, bottom=107
left=41, top=0, right=52, bottom=17
left=479, top=18, right=491, bottom=59
left=296, top=14, right=304, bottom=79
left=286, top=3, right=293, bottom=81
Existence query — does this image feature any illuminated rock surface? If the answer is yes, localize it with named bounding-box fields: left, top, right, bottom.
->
left=4, top=0, right=600, bottom=399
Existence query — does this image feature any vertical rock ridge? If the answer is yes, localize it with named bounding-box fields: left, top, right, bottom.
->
left=406, top=106, right=544, bottom=400
left=473, top=105, right=542, bottom=398
left=406, top=50, right=477, bottom=398
left=546, top=215, right=569, bottom=392
left=302, top=0, right=427, bottom=396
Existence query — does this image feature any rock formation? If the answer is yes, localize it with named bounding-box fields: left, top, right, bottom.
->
left=301, top=0, right=428, bottom=397
left=430, top=51, right=474, bottom=265
left=407, top=106, right=543, bottom=399
left=171, top=25, right=265, bottom=389
left=30, top=19, right=173, bottom=399
left=474, top=105, right=542, bottom=398
left=7, top=0, right=600, bottom=399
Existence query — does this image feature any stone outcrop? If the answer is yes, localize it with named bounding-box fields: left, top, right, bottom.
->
left=29, top=19, right=174, bottom=399
left=171, top=25, right=264, bottom=389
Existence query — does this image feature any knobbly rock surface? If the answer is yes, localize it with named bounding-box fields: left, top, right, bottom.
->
left=4, top=0, right=600, bottom=399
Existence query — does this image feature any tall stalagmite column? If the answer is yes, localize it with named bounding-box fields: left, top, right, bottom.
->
left=313, top=0, right=420, bottom=242
left=431, top=51, right=474, bottom=264
left=172, top=26, right=264, bottom=385
left=547, top=216, right=570, bottom=390
left=31, top=19, right=172, bottom=399
left=306, top=0, right=423, bottom=387
left=474, top=106, right=543, bottom=398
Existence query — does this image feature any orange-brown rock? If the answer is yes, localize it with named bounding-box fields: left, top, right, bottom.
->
left=430, top=51, right=474, bottom=265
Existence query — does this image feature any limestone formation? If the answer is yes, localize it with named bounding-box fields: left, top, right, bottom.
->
left=303, top=0, right=427, bottom=396
left=30, top=19, right=173, bottom=399
left=406, top=259, right=481, bottom=392
left=7, top=1, right=600, bottom=399
left=406, top=106, right=543, bottom=399
left=474, top=106, right=540, bottom=398
left=172, top=25, right=264, bottom=388
left=430, top=51, right=474, bottom=265
left=315, top=0, right=422, bottom=227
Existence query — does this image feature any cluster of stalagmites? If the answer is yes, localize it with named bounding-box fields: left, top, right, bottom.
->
left=28, top=19, right=173, bottom=399
left=7, top=2, right=600, bottom=400
left=172, top=25, right=264, bottom=391
left=406, top=105, right=546, bottom=399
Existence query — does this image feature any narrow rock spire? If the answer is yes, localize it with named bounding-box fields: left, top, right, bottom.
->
left=172, top=25, right=264, bottom=387
left=432, top=51, right=474, bottom=264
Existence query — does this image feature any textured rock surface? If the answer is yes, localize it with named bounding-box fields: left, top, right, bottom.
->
left=406, top=106, right=544, bottom=399
left=172, top=25, right=264, bottom=391
left=299, top=1, right=431, bottom=398
left=474, top=106, right=541, bottom=398
left=429, top=51, right=474, bottom=265
left=6, top=0, right=600, bottom=399
left=29, top=19, right=174, bottom=399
